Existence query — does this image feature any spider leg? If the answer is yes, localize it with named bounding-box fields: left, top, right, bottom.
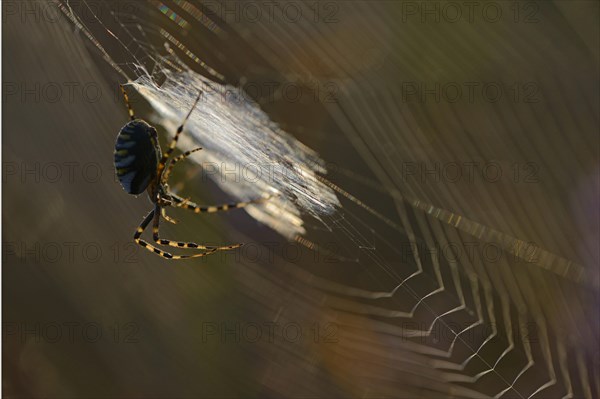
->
left=152, top=205, right=241, bottom=251
left=169, top=194, right=271, bottom=214
left=119, top=84, right=135, bottom=121
left=133, top=207, right=218, bottom=259
left=161, top=147, right=203, bottom=184
left=158, top=90, right=203, bottom=175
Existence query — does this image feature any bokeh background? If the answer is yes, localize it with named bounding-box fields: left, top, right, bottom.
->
left=3, top=1, right=599, bottom=398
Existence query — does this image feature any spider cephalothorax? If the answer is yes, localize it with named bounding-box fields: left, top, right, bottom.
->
left=114, top=85, right=269, bottom=259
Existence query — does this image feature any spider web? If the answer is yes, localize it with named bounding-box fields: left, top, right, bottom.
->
left=56, top=1, right=599, bottom=398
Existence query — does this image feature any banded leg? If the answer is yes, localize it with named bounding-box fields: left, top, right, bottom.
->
left=133, top=208, right=218, bottom=259
left=151, top=206, right=241, bottom=251
left=161, top=147, right=203, bottom=185
left=158, top=91, right=203, bottom=174
left=120, top=84, right=135, bottom=121
left=170, top=194, right=270, bottom=214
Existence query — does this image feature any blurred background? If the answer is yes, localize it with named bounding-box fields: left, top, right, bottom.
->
left=3, top=0, right=599, bottom=398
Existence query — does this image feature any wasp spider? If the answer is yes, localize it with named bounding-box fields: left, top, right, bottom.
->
left=114, top=85, right=268, bottom=259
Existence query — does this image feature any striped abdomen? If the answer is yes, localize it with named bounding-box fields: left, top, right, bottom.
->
left=114, top=120, right=161, bottom=195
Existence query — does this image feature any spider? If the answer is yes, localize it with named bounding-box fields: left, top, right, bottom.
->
left=114, top=85, right=268, bottom=259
